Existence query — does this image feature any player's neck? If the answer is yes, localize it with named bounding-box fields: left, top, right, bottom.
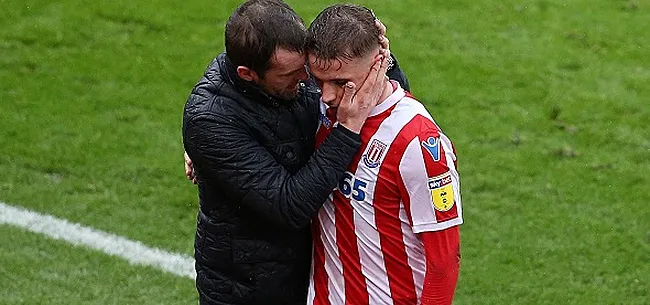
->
left=375, top=80, right=394, bottom=106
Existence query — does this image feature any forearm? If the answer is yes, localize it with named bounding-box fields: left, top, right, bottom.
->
left=184, top=114, right=361, bottom=229
left=248, top=124, right=361, bottom=228
left=419, top=227, right=461, bottom=305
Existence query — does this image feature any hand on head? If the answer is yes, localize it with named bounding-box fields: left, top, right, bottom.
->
left=375, top=19, right=391, bottom=60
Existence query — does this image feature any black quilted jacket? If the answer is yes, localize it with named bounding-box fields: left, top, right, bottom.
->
left=182, top=52, right=410, bottom=305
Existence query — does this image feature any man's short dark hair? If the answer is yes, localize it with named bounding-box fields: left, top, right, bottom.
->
left=225, top=0, right=307, bottom=76
left=306, top=4, right=379, bottom=64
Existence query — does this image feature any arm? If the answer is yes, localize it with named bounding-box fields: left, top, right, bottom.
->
left=419, top=227, right=460, bottom=305
left=184, top=113, right=360, bottom=230
left=396, top=120, right=463, bottom=302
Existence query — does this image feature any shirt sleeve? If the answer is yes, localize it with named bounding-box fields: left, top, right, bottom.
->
left=397, top=127, right=463, bottom=233
left=419, top=227, right=460, bottom=305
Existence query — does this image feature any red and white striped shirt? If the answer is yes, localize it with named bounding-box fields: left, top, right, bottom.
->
left=310, top=82, right=463, bottom=305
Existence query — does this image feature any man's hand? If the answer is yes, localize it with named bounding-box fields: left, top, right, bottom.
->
left=376, top=19, right=390, bottom=53
left=336, top=50, right=390, bottom=133
left=184, top=151, right=197, bottom=184
left=376, top=19, right=394, bottom=71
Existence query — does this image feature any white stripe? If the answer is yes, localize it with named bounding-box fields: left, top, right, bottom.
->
left=400, top=200, right=426, bottom=303
left=399, top=139, right=430, bottom=299
left=401, top=137, right=438, bottom=231
left=0, top=202, right=196, bottom=279
left=399, top=137, right=436, bottom=294
left=308, top=243, right=316, bottom=305
left=354, top=95, right=421, bottom=304
left=320, top=200, right=345, bottom=305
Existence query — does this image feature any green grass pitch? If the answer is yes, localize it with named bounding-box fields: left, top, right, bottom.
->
left=0, top=0, right=648, bottom=304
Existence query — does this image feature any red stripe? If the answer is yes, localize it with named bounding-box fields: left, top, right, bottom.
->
left=312, top=218, right=330, bottom=305
left=396, top=114, right=458, bottom=224
left=450, top=140, right=458, bottom=170
left=404, top=90, right=415, bottom=100
left=315, top=123, right=332, bottom=149
left=385, top=113, right=459, bottom=302
left=333, top=192, right=365, bottom=305
left=334, top=106, right=396, bottom=305
left=315, top=107, right=337, bottom=148
left=373, top=116, right=424, bottom=304
left=393, top=115, right=437, bottom=223
left=313, top=105, right=333, bottom=304
left=419, top=133, right=459, bottom=223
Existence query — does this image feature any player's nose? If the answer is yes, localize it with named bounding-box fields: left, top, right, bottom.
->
left=320, top=83, right=338, bottom=105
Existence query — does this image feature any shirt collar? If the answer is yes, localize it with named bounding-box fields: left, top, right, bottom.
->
left=368, top=81, right=405, bottom=117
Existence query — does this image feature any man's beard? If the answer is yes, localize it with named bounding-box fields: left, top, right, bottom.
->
left=268, top=84, right=300, bottom=101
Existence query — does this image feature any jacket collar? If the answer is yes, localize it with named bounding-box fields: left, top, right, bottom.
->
left=221, top=53, right=297, bottom=107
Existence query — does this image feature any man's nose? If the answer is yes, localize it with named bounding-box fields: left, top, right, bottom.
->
left=320, top=83, right=338, bottom=105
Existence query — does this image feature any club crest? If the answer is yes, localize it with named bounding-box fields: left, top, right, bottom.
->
left=421, top=136, right=441, bottom=161
left=363, top=139, right=387, bottom=168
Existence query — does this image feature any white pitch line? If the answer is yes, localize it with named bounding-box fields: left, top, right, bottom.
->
left=0, top=201, right=196, bottom=279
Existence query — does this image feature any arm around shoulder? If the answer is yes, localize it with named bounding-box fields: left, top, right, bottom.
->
left=183, top=111, right=361, bottom=230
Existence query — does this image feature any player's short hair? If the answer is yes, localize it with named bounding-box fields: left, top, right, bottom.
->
left=306, top=4, right=379, bottom=65
left=225, top=0, right=306, bottom=76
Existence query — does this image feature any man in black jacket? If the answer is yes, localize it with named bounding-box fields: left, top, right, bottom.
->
left=182, top=1, right=409, bottom=304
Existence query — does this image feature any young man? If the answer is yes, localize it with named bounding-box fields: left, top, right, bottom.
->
left=306, top=5, right=462, bottom=305
left=182, top=1, right=409, bottom=304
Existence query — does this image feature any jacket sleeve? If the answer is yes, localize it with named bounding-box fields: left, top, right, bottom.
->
left=387, top=53, right=411, bottom=92
left=183, top=111, right=361, bottom=230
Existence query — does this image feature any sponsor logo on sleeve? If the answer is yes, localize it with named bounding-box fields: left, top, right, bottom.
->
left=363, top=139, right=388, bottom=168
left=428, top=172, right=455, bottom=212
left=421, top=137, right=441, bottom=161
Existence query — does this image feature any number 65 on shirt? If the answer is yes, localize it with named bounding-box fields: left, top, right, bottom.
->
left=337, top=171, right=368, bottom=201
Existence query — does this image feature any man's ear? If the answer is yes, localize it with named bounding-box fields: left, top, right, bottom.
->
left=236, top=66, right=259, bottom=82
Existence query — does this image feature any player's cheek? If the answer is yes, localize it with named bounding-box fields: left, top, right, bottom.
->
left=336, top=88, right=345, bottom=105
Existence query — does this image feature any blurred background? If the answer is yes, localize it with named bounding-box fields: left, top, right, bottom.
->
left=0, top=0, right=648, bottom=304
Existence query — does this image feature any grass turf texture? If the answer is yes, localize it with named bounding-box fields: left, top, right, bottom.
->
left=0, top=0, right=648, bottom=304
left=0, top=225, right=195, bottom=305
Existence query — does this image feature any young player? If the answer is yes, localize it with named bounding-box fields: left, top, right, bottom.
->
left=307, top=5, right=463, bottom=305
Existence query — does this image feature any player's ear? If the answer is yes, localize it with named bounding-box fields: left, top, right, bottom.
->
left=236, top=66, right=259, bottom=82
